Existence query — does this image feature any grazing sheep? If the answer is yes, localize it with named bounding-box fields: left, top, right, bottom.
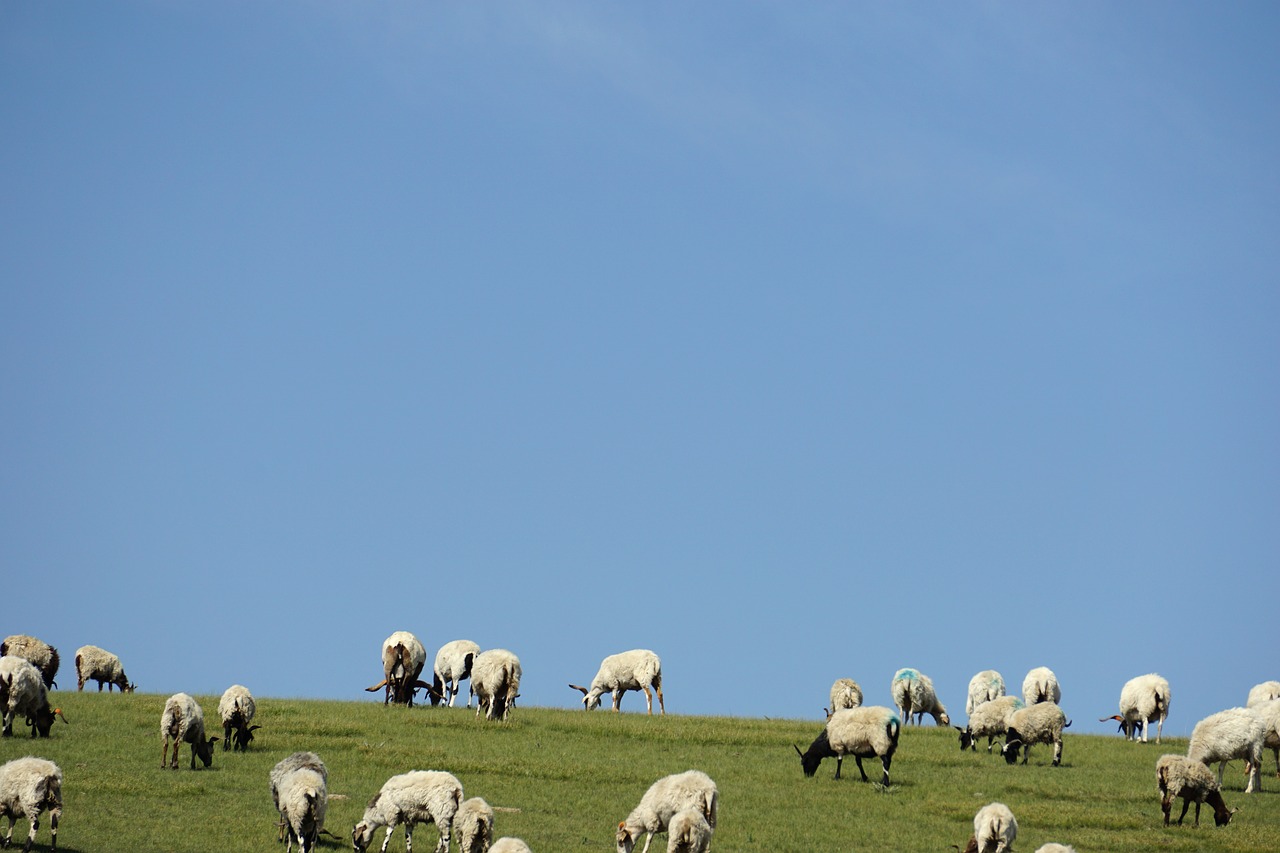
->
left=0, top=637, right=59, bottom=691
left=1022, top=666, right=1061, bottom=705
left=1033, top=845, right=1076, bottom=853
left=825, top=678, right=863, bottom=718
left=218, top=684, right=259, bottom=751
left=454, top=797, right=494, bottom=853
left=471, top=649, right=522, bottom=721
left=1246, top=697, right=1280, bottom=779
left=271, top=752, right=328, bottom=842
left=1247, top=680, right=1280, bottom=707
left=665, top=807, right=712, bottom=853
left=1188, top=706, right=1266, bottom=793
left=73, top=644, right=134, bottom=693
left=366, top=631, right=431, bottom=707
left=890, top=668, right=950, bottom=726
left=570, top=649, right=665, bottom=715
left=160, top=692, right=218, bottom=770
left=0, top=657, right=66, bottom=738
left=432, top=640, right=481, bottom=708
left=489, top=840, right=531, bottom=853
left=960, top=802, right=1017, bottom=853
left=966, top=670, right=1006, bottom=716
left=615, top=770, right=718, bottom=853
left=352, top=770, right=462, bottom=853
left=796, top=706, right=901, bottom=786
left=956, top=695, right=1025, bottom=752
left=1098, top=673, right=1170, bottom=744
left=276, top=764, right=327, bottom=853
left=1156, top=753, right=1235, bottom=826
left=0, top=757, right=62, bottom=853
left=1000, top=702, right=1070, bottom=766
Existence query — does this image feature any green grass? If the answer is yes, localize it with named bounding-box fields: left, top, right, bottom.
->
left=2, top=692, right=1276, bottom=851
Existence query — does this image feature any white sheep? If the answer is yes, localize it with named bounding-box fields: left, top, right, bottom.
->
left=0, top=657, right=66, bottom=738
left=471, top=649, right=522, bottom=721
left=271, top=752, right=328, bottom=842
left=366, top=631, right=430, bottom=707
left=0, top=756, right=62, bottom=853
left=1247, top=683, right=1280, bottom=779
left=352, top=770, right=462, bottom=853
left=1099, top=673, right=1170, bottom=743
left=665, top=807, right=712, bottom=853
left=795, top=706, right=901, bottom=785
left=1033, top=845, right=1077, bottom=852
left=956, top=695, right=1025, bottom=753
left=890, top=668, right=950, bottom=726
left=73, top=644, right=134, bottom=693
left=825, top=678, right=863, bottom=718
left=960, top=802, right=1016, bottom=853
left=1246, top=697, right=1280, bottom=779
left=570, top=649, right=665, bottom=715
left=218, top=684, right=259, bottom=751
left=1156, top=753, right=1235, bottom=826
left=276, top=764, right=327, bottom=853
left=616, top=769, right=718, bottom=853
left=1022, top=666, right=1061, bottom=705
left=0, top=637, right=59, bottom=690
left=432, top=640, right=481, bottom=708
left=965, top=670, right=1006, bottom=716
left=1000, top=701, right=1070, bottom=766
left=455, top=797, right=494, bottom=853
left=160, top=692, right=218, bottom=770
left=1247, top=680, right=1280, bottom=707
left=489, top=840, right=531, bottom=853
left=1187, top=706, right=1266, bottom=793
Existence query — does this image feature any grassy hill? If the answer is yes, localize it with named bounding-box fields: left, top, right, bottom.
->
left=1, top=691, right=1274, bottom=851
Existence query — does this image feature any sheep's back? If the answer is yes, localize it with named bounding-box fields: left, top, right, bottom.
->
left=1188, top=708, right=1266, bottom=763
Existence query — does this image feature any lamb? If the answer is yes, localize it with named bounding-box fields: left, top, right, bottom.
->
left=351, top=770, right=463, bottom=853
left=366, top=631, right=431, bottom=707
left=431, top=640, right=481, bottom=708
left=890, top=668, right=950, bottom=726
left=1099, top=673, right=1170, bottom=743
left=665, top=807, right=712, bottom=853
left=570, top=649, right=665, bottom=715
left=959, top=802, right=1016, bottom=853
left=1187, top=706, right=1266, bottom=793
left=795, top=706, right=901, bottom=786
left=966, top=670, right=1006, bottom=716
left=271, top=752, right=328, bottom=842
left=0, top=657, right=67, bottom=738
left=1022, top=666, right=1061, bottom=705
left=1000, top=701, right=1071, bottom=766
left=616, top=769, right=718, bottom=853
left=218, top=684, right=259, bottom=750
left=454, top=797, right=494, bottom=853
left=1156, top=753, right=1235, bottom=826
left=471, top=649, right=522, bottom=721
left=825, top=678, right=863, bottom=718
left=73, top=644, right=134, bottom=692
left=0, top=756, right=62, bottom=853
left=275, top=763, right=327, bottom=853
left=489, top=841, right=532, bottom=853
left=956, top=695, right=1025, bottom=752
left=0, top=637, right=59, bottom=690
left=160, top=692, right=218, bottom=769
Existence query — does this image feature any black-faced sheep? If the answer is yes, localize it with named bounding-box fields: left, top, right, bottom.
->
left=615, top=770, right=718, bottom=853
left=1156, top=753, right=1235, bottom=826
left=0, top=657, right=67, bottom=738
left=351, top=770, right=462, bottom=853
left=891, top=668, right=949, bottom=726
left=1099, top=673, right=1169, bottom=743
left=431, top=640, right=481, bottom=708
left=218, top=684, right=259, bottom=751
left=0, top=756, right=62, bottom=853
left=570, top=649, right=664, bottom=715
left=160, top=692, right=218, bottom=770
left=796, top=706, right=901, bottom=786
left=73, top=645, right=134, bottom=692
left=366, top=631, right=431, bottom=707
left=960, top=801, right=1016, bottom=853
left=1000, top=702, right=1070, bottom=766
left=1187, top=706, right=1266, bottom=793
left=0, top=637, right=59, bottom=691
left=471, top=649, right=521, bottom=722
left=956, top=696, right=1025, bottom=753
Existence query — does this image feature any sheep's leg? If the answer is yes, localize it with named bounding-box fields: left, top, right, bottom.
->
left=639, top=832, right=654, bottom=853
left=1193, top=800, right=1202, bottom=827
left=435, top=822, right=450, bottom=853
left=1139, top=718, right=1149, bottom=743
left=20, top=814, right=38, bottom=853
left=854, top=755, right=870, bottom=783
left=833, top=755, right=843, bottom=780
left=1052, top=739, right=1063, bottom=767
left=879, top=754, right=892, bottom=786
left=2, top=816, right=12, bottom=848
left=614, top=690, right=624, bottom=712
left=1176, top=798, right=1191, bottom=825
left=654, top=682, right=665, bottom=715
left=379, top=823, right=397, bottom=853
left=1160, top=794, right=1172, bottom=825
left=161, top=737, right=170, bottom=769
left=642, top=686, right=653, bottom=714
left=1245, top=762, right=1261, bottom=794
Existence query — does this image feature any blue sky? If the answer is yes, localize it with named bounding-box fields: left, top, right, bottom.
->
left=2, top=2, right=1277, bottom=736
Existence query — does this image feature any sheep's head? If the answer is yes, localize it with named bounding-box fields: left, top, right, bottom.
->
left=30, top=705, right=68, bottom=737
left=194, top=734, right=218, bottom=767
left=352, top=821, right=376, bottom=852
left=935, top=709, right=951, bottom=726
left=568, top=683, right=601, bottom=710
left=1001, top=730, right=1024, bottom=764
left=795, top=729, right=834, bottom=777
left=955, top=726, right=976, bottom=751
left=615, top=821, right=637, bottom=853
left=233, top=724, right=261, bottom=751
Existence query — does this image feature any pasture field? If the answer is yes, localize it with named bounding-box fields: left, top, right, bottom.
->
left=0, top=691, right=1275, bottom=851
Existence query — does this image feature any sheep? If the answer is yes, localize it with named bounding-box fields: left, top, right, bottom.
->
left=471, top=649, right=521, bottom=721
left=489, top=840, right=531, bottom=853
left=0, top=637, right=59, bottom=690
left=825, top=678, right=863, bottom=718
left=1156, top=753, right=1235, bottom=826
left=351, top=770, right=463, bottom=853
left=1099, top=673, right=1170, bottom=743
left=0, top=757, right=62, bottom=853
left=665, top=806, right=712, bottom=853
left=965, top=670, right=1006, bottom=716
left=1033, top=845, right=1077, bottom=853
left=160, top=692, right=218, bottom=770
left=366, top=631, right=431, bottom=707
left=1247, top=683, right=1280, bottom=779
left=218, top=684, right=260, bottom=751
left=0, top=657, right=67, bottom=738
left=1187, top=706, right=1266, bottom=793
left=271, top=752, right=328, bottom=842
left=275, top=764, right=327, bottom=853
left=73, top=644, right=134, bottom=693
left=1245, top=697, right=1280, bottom=779
left=615, top=769, right=718, bottom=853
left=890, top=668, right=950, bottom=726
left=956, top=695, right=1025, bottom=752
left=795, top=706, right=901, bottom=786
left=454, top=797, right=494, bottom=853
left=959, top=802, right=1016, bottom=853
left=1022, top=666, right=1061, bottom=705
left=431, top=640, right=481, bottom=708
left=1247, top=680, right=1280, bottom=707
left=570, top=649, right=665, bottom=715
left=1000, top=701, right=1071, bottom=766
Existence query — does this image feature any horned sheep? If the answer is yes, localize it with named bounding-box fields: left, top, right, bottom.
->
left=891, top=668, right=950, bottom=726
left=0, top=637, right=59, bottom=690
left=1187, top=706, right=1266, bottom=793
left=455, top=796, right=494, bottom=853
left=1022, top=666, right=1061, bottom=705
left=1000, top=701, right=1070, bottom=766
left=0, top=756, right=62, bottom=853
left=1100, top=673, right=1170, bottom=743
left=160, top=692, right=218, bottom=769
left=825, top=678, right=863, bottom=718
left=796, top=706, right=901, bottom=785
left=570, top=649, right=665, bottom=715
left=0, top=657, right=66, bottom=738
left=275, top=763, right=327, bottom=853
left=218, top=684, right=259, bottom=750
left=960, top=801, right=1016, bottom=853
left=956, top=695, right=1025, bottom=752
left=366, top=631, right=430, bottom=707
left=351, top=770, right=462, bottom=853
left=432, top=640, right=481, bottom=708
left=471, top=649, right=522, bottom=721
left=489, top=840, right=532, bottom=853
left=1156, top=753, right=1235, bottom=826
left=73, top=644, right=134, bottom=693
left=966, top=670, right=1005, bottom=716
left=271, top=752, right=328, bottom=842
left=616, top=769, right=718, bottom=853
